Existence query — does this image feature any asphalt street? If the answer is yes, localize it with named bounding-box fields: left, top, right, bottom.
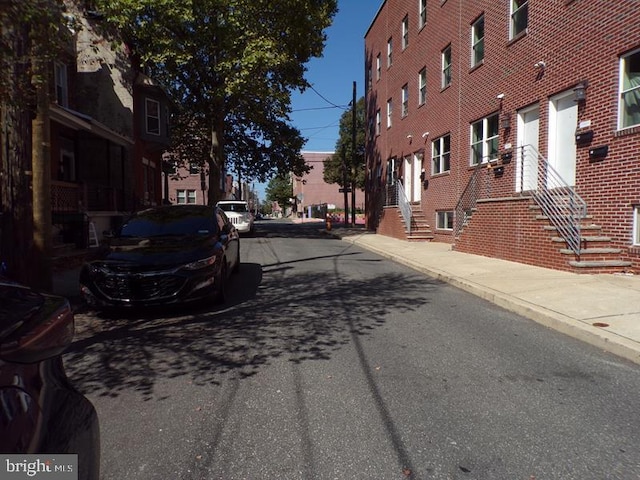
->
left=63, top=220, right=640, bottom=479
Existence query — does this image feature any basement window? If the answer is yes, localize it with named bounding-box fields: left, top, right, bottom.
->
left=436, top=211, right=454, bottom=230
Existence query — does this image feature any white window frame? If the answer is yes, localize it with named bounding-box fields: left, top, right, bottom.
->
left=145, top=98, right=161, bottom=135
left=634, top=206, right=640, bottom=245
left=402, top=15, right=409, bottom=50
left=376, top=53, right=381, bottom=80
left=418, top=0, right=427, bottom=30
left=471, top=15, right=484, bottom=67
left=54, top=62, right=68, bottom=107
left=376, top=109, right=381, bottom=135
left=432, top=134, right=450, bottom=174
left=387, top=37, right=393, bottom=67
left=418, top=67, right=427, bottom=105
left=441, top=45, right=452, bottom=88
left=619, top=48, right=640, bottom=130
left=401, top=84, right=409, bottom=118
left=436, top=211, right=454, bottom=230
left=470, top=114, right=499, bottom=165
left=387, top=99, right=393, bottom=128
left=177, top=189, right=187, bottom=204
left=187, top=190, right=197, bottom=204
left=510, top=0, right=528, bottom=39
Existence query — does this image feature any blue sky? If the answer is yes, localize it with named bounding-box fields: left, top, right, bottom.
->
left=290, top=1, right=381, bottom=152
left=255, top=1, right=381, bottom=199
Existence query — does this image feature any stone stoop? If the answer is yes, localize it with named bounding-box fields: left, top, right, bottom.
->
left=531, top=205, right=633, bottom=274
left=404, top=203, right=434, bottom=242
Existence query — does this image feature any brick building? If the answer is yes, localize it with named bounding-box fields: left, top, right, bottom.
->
left=365, top=0, right=640, bottom=273
left=293, top=151, right=365, bottom=220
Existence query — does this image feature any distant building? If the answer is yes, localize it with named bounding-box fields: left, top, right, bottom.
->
left=292, top=151, right=365, bottom=220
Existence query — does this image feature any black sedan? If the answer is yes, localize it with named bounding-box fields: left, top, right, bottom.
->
left=0, top=277, right=100, bottom=479
left=80, top=205, right=240, bottom=309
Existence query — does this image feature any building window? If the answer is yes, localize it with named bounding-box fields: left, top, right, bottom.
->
left=510, top=0, right=528, bottom=39
left=418, top=67, right=427, bottom=105
left=402, top=15, right=409, bottom=50
left=376, top=109, right=381, bottom=135
left=177, top=189, right=197, bottom=204
left=145, top=98, right=161, bottom=135
left=54, top=62, right=68, bottom=107
left=436, top=211, right=454, bottom=230
left=386, top=157, right=397, bottom=185
left=387, top=37, right=393, bottom=67
left=401, top=84, right=409, bottom=117
left=376, top=53, right=381, bottom=80
left=432, top=134, right=450, bottom=174
left=189, top=162, right=200, bottom=175
left=418, top=0, right=427, bottom=29
left=387, top=99, right=393, bottom=128
left=470, top=114, right=499, bottom=165
left=471, top=15, right=484, bottom=67
left=620, top=48, right=640, bottom=129
left=634, top=206, right=640, bottom=245
left=442, top=45, right=452, bottom=88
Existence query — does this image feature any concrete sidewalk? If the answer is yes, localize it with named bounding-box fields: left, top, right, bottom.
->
left=328, top=226, right=640, bottom=365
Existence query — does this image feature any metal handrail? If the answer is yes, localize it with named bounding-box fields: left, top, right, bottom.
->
left=383, top=181, right=412, bottom=233
left=395, top=180, right=413, bottom=234
left=454, top=165, right=490, bottom=237
left=519, top=145, right=586, bottom=256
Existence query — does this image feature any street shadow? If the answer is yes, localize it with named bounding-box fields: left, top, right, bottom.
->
left=63, top=254, right=439, bottom=401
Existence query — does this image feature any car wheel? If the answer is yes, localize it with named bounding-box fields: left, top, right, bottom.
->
left=232, top=247, right=240, bottom=274
left=213, top=263, right=227, bottom=304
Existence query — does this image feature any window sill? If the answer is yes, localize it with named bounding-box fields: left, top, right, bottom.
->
left=469, top=61, right=484, bottom=73
left=614, top=125, right=640, bottom=138
left=507, top=29, right=527, bottom=46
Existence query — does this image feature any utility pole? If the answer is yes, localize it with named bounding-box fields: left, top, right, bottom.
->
left=341, top=144, right=348, bottom=225
left=351, top=81, right=357, bottom=226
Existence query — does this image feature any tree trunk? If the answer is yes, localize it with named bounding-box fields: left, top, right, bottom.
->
left=208, top=107, right=225, bottom=205
left=30, top=56, right=52, bottom=290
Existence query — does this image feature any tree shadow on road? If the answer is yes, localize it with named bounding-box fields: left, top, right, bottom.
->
left=63, top=250, right=440, bottom=401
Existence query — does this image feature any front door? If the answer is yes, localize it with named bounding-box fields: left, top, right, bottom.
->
left=403, top=154, right=422, bottom=202
left=548, top=93, right=578, bottom=187
left=516, top=105, right=539, bottom=192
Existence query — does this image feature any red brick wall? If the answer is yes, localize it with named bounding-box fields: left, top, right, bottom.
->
left=366, top=0, right=640, bottom=272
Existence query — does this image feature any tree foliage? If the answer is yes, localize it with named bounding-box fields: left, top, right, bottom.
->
left=93, top=0, right=338, bottom=202
left=264, top=174, right=293, bottom=211
left=323, top=96, right=366, bottom=189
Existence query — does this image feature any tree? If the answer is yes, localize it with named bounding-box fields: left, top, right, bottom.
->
left=0, top=0, right=68, bottom=287
left=323, top=96, right=366, bottom=190
left=94, top=0, right=338, bottom=204
left=265, top=174, right=293, bottom=212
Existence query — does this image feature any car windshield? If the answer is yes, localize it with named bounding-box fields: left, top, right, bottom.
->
left=218, top=203, right=248, bottom=213
left=119, top=207, right=218, bottom=238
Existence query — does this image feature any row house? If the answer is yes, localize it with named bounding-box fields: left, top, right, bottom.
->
left=365, top=0, right=640, bottom=273
left=51, top=1, right=170, bottom=246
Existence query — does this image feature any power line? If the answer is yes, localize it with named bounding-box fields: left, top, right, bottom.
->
left=308, top=84, right=350, bottom=110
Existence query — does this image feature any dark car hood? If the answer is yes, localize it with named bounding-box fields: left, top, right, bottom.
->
left=91, top=234, right=219, bottom=268
left=0, top=279, right=69, bottom=343
left=0, top=280, right=44, bottom=340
